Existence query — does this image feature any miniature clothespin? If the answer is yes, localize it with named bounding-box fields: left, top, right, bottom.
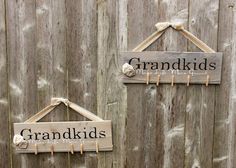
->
left=206, top=74, right=210, bottom=86
left=70, top=144, right=74, bottom=154
left=34, top=144, right=38, bottom=155
left=156, top=74, right=160, bottom=86
left=146, top=70, right=150, bottom=85
left=171, top=74, right=175, bottom=86
left=187, top=75, right=191, bottom=86
left=80, top=143, right=83, bottom=155
left=50, top=145, right=54, bottom=156
left=96, top=141, right=99, bottom=153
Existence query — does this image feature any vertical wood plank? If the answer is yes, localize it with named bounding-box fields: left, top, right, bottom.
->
left=186, top=0, right=219, bottom=167
left=66, top=0, right=98, bottom=167
left=213, top=0, right=234, bottom=167
left=125, top=0, right=167, bottom=168
left=97, top=0, right=127, bottom=167
left=156, top=0, right=188, bottom=168
left=225, top=2, right=236, bottom=168
left=66, top=0, right=85, bottom=167
left=0, top=0, right=10, bottom=167
left=6, top=0, right=39, bottom=167
left=36, top=0, right=68, bottom=167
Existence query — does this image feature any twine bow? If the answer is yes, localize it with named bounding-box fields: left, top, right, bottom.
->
left=132, top=21, right=215, bottom=53
left=155, top=22, right=184, bottom=31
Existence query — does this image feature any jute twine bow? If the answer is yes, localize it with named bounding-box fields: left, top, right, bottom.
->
left=155, top=22, right=184, bottom=31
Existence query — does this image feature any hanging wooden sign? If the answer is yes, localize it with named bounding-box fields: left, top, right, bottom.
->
left=120, top=22, right=223, bottom=85
left=121, top=51, right=223, bottom=85
left=13, top=98, right=113, bottom=154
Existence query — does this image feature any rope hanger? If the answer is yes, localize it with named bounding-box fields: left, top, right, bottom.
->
left=24, top=97, right=103, bottom=123
left=132, top=22, right=216, bottom=53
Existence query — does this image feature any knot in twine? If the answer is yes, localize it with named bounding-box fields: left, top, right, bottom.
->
left=51, top=97, right=70, bottom=106
left=13, top=134, right=28, bottom=149
left=155, top=22, right=184, bottom=32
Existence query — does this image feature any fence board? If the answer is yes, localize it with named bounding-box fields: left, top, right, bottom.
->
left=97, top=0, right=127, bottom=167
left=186, top=0, right=219, bottom=167
left=66, top=0, right=98, bottom=167
left=213, top=0, right=234, bottom=167
left=35, top=0, right=69, bottom=167
left=156, top=1, right=188, bottom=168
left=6, top=0, right=39, bottom=167
left=125, top=0, right=160, bottom=167
left=0, top=0, right=10, bottom=167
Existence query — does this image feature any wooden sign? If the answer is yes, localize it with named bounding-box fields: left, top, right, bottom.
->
left=14, top=121, right=112, bottom=153
left=13, top=98, right=113, bottom=154
left=121, top=51, right=223, bottom=85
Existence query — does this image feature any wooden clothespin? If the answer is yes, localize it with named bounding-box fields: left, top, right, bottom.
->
left=50, top=145, right=54, bottom=156
left=187, top=75, right=191, bottom=86
left=70, top=144, right=74, bottom=154
left=146, top=70, right=150, bottom=85
left=171, top=74, right=175, bottom=86
left=206, top=74, right=210, bottom=86
left=156, top=74, right=160, bottom=86
left=96, top=141, right=99, bottom=153
left=80, top=143, right=83, bottom=155
left=34, top=144, right=38, bottom=155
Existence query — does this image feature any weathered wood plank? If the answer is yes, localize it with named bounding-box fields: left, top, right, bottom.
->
left=185, top=0, right=219, bottom=167
left=97, top=0, right=128, bottom=167
left=125, top=0, right=171, bottom=168
left=0, top=0, right=10, bottom=167
left=36, top=0, right=69, bottom=167
left=6, top=0, right=39, bottom=167
left=66, top=0, right=98, bottom=167
left=213, top=0, right=234, bottom=167
left=156, top=0, right=188, bottom=168
left=121, top=51, right=222, bottom=84
left=225, top=2, right=236, bottom=168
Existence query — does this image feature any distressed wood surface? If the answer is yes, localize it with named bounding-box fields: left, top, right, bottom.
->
left=125, top=0, right=161, bottom=167
left=121, top=51, right=223, bottom=84
left=0, top=0, right=10, bottom=167
left=156, top=0, right=188, bottom=168
left=36, top=0, right=69, bottom=167
left=66, top=0, right=98, bottom=166
left=1, top=0, right=236, bottom=167
left=213, top=0, right=233, bottom=167
left=185, top=0, right=219, bottom=167
left=6, top=0, right=39, bottom=167
left=97, top=0, right=127, bottom=168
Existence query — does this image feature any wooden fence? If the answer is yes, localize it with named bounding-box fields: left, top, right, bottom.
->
left=0, top=0, right=236, bottom=167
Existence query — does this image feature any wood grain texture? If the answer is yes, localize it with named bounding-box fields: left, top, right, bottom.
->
left=213, top=0, right=234, bottom=167
left=156, top=0, right=188, bottom=168
left=36, top=0, right=69, bottom=167
left=0, top=0, right=10, bottom=167
left=1, top=0, right=236, bottom=167
left=125, top=0, right=160, bottom=167
left=97, top=0, right=127, bottom=167
left=6, top=0, right=39, bottom=167
left=186, top=0, right=219, bottom=167
left=66, top=0, right=98, bottom=167
left=225, top=1, right=236, bottom=168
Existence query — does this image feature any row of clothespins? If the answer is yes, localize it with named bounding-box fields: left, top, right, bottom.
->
left=34, top=142, right=99, bottom=155
left=146, top=72, right=210, bottom=86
